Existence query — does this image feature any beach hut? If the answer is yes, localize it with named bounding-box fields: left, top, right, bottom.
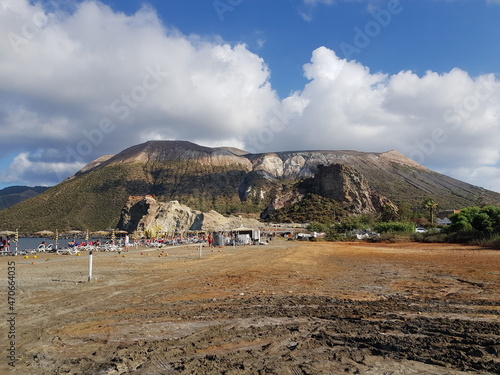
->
left=232, top=227, right=260, bottom=244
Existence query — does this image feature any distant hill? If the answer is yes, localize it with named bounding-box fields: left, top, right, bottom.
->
left=0, top=140, right=498, bottom=232
left=0, top=186, right=49, bottom=210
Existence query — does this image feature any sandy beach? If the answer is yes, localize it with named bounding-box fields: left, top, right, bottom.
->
left=1, top=239, right=499, bottom=374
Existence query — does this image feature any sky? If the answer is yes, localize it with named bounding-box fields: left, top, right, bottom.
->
left=0, top=0, right=499, bottom=193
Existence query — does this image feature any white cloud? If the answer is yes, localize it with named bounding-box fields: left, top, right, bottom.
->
left=0, top=0, right=280, bottom=184
left=268, top=47, right=500, bottom=192
left=299, top=0, right=335, bottom=21
left=438, top=166, right=500, bottom=194
left=303, top=0, right=334, bottom=4
left=0, top=152, right=84, bottom=186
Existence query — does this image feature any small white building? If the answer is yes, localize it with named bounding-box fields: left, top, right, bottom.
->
left=232, top=228, right=260, bottom=243
left=437, top=217, right=452, bottom=226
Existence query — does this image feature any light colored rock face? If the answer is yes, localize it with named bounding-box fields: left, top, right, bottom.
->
left=253, top=154, right=284, bottom=177
left=118, top=196, right=262, bottom=234
left=379, top=150, right=429, bottom=170
left=198, top=155, right=252, bottom=170
left=72, top=155, right=114, bottom=177
left=282, top=155, right=306, bottom=177
left=87, top=140, right=252, bottom=175
left=152, top=200, right=201, bottom=233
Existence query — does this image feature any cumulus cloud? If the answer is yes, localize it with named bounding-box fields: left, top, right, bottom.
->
left=0, top=0, right=499, bottom=193
left=0, top=0, right=280, bottom=184
left=265, top=47, right=500, bottom=192
left=0, top=151, right=84, bottom=186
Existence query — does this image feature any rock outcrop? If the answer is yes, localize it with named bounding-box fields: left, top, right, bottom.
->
left=117, top=195, right=263, bottom=234
left=310, top=164, right=397, bottom=215
left=261, top=163, right=398, bottom=220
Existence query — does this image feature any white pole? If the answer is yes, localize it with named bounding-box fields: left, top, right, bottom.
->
left=88, top=251, right=93, bottom=281
left=199, top=243, right=202, bottom=258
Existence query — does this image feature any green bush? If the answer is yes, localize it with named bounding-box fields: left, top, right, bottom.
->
left=449, top=206, right=500, bottom=234
left=366, top=234, right=396, bottom=243
left=307, top=222, right=330, bottom=233
left=412, top=232, right=447, bottom=243
left=333, top=215, right=371, bottom=232
left=373, top=221, right=415, bottom=233
left=325, top=230, right=356, bottom=242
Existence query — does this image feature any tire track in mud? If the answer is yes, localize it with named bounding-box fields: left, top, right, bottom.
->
left=36, top=295, right=500, bottom=375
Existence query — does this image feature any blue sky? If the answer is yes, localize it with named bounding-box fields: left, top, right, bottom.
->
left=99, top=0, right=500, bottom=97
left=0, top=0, right=499, bottom=193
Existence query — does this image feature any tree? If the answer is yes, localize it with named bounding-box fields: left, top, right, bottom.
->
left=380, top=203, right=398, bottom=222
left=448, top=206, right=500, bottom=234
left=397, top=202, right=418, bottom=222
left=422, top=198, right=438, bottom=225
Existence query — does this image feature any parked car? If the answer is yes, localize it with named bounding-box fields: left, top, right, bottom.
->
left=415, top=227, right=427, bottom=233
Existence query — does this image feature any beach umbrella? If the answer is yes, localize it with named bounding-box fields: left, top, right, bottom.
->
left=111, top=229, right=116, bottom=244
left=0, top=230, right=16, bottom=236
left=85, top=230, right=89, bottom=241
left=65, top=230, right=82, bottom=243
left=55, top=229, right=59, bottom=249
left=66, top=230, right=83, bottom=235
left=35, top=230, right=55, bottom=236
left=114, top=230, right=127, bottom=240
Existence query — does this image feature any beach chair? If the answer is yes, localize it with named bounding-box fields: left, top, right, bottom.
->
left=56, top=247, right=78, bottom=255
left=103, top=243, right=121, bottom=252
left=30, top=243, right=46, bottom=254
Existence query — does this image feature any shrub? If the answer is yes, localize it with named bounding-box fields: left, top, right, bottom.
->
left=366, top=234, right=396, bottom=243
left=307, top=222, right=330, bottom=233
left=414, top=233, right=447, bottom=243
left=488, top=236, right=500, bottom=249
left=373, top=221, right=415, bottom=233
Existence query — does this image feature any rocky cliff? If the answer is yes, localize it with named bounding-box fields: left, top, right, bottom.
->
left=309, top=164, right=397, bottom=214
left=117, top=195, right=262, bottom=234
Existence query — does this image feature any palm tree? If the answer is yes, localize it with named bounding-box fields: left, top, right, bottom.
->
left=422, top=198, right=438, bottom=225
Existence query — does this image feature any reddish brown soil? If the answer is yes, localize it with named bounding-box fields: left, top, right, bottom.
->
left=1, top=240, right=499, bottom=374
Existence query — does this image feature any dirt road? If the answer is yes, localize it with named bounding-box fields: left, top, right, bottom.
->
left=1, top=240, right=499, bottom=374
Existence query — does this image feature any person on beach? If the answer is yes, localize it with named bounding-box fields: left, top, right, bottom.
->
left=124, top=234, right=129, bottom=251
left=3, top=237, right=10, bottom=251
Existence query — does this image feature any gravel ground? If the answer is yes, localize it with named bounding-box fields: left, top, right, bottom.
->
left=1, top=239, right=499, bottom=374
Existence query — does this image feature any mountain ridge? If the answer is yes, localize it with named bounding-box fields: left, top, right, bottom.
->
left=0, top=185, right=49, bottom=211
left=0, top=140, right=498, bottom=231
